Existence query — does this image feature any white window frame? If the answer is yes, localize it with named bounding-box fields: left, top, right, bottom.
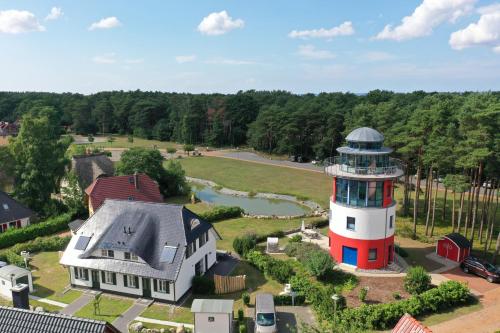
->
left=346, top=216, right=355, bottom=231
left=125, top=274, right=138, bottom=288
left=158, top=279, right=169, bottom=293
left=75, top=267, right=88, bottom=281
left=124, top=252, right=138, bottom=261
left=104, top=271, right=114, bottom=284
left=101, top=249, right=114, bottom=258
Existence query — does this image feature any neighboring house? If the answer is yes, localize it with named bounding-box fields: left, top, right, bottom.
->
left=392, top=313, right=432, bottom=333
left=60, top=200, right=220, bottom=302
left=0, top=121, right=19, bottom=137
left=191, top=299, right=234, bottom=333
left=0, top=265, right=33, bottom=299
left=70, top=152, right=114, bottom=190
left=436, top=233, right=471, bottom=263
left=0, top=306, right=120, bottom=333
left=85, top=173, right=163, bottom=215
left=0, top=191, right=35, bottom=233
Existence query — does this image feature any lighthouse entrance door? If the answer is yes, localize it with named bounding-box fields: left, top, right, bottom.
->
left=342, top=246, right=358, bottom=266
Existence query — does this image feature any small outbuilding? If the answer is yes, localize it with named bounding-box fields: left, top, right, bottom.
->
left=191, top=299, right=234, bottom=333
left=436, top=233, right=471, bottom=263
left=0, top=264, right=33, bottom=299
left=392, top=313, right=432, bottom=333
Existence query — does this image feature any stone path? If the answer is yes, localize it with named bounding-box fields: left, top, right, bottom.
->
left=112, top=299, right=153, bottom=333
left=135, top=316, right=194, bottom=330
left=29, top=295, right=67, bottom=308
left=59, top=291, right=96, bottom=315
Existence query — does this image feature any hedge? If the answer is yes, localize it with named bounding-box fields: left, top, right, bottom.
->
left=0, top=236, right=71, bottom=266
left=336, top=281, right=470, bottom=330
left=0, top=213, right=73, bottom=249
left=274, top=294, right=306, bottom=306
left=245, top=250, right=295, bottom=283
left=199, top=206, right=243, bottom=222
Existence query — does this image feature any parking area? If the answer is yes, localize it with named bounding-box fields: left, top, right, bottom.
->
left=442, top=267, right=500, bottom=294
left=246, top=306, right=315, bottom=333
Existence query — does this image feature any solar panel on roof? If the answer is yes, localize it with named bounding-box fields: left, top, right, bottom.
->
left=160, top=246, right=178, bottom=264
left=74, top=236, right=91, bottom=251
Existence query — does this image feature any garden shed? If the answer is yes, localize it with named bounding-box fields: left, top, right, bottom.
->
left=191, top=299, right=234, bottom=333
left=436, top=233, right=471, bottom=263
left=0, top=265, right=33, bottom=299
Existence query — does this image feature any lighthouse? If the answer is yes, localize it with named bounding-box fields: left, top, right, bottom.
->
left=325, top=127, right=404, bottom=269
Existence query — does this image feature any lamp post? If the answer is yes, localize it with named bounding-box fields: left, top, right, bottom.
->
left=331, top=294, right=340, bottom=323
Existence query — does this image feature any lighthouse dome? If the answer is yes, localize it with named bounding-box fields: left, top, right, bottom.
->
left=346, top=127, right=384, bottom=143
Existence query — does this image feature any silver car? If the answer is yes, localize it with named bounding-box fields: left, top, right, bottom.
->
left=254, top=293, right=277, bottom=333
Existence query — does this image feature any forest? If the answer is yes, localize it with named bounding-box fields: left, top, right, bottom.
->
left=0, top=89, right=499, bottom=249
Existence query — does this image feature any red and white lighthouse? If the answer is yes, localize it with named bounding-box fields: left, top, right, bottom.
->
left=324, top=127, right=404, bottom=269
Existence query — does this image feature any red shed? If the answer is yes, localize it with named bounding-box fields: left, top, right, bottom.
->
left=436, top=233, right=471, bottom=262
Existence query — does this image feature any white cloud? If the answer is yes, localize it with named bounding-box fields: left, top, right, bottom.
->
left=359, top=51, right=396, bottom=62
left=88, top=16, right=121, bottom=31
left=45, top=7, right=63, bottom=21
left=0, top=10, right=45, bottom=34
left=197, top=10, right=244, bottom=35
left=449, top=4, right=500, bottom=52
left=375, top=0, right=476, bottom=41
left=288, top=21, right=354, bottom=39
left=92, top=53, right=117, bottom=64
left=124, top=58, right=144, bottom=64
left=205, top=58, right=255, bottom=65
left=175, top=55, right=197, bottom=63
left=297, top=45, right=335, bottom=60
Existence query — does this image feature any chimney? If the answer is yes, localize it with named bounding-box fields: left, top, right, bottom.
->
left=11, top=283, right=29, bottom=310
left=134, top=172, right=139, bottom=190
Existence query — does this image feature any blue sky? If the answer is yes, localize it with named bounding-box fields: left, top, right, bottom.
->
left=0, top=0, right=499, bottom=93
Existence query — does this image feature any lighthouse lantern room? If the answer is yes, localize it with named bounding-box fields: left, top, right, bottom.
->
left=324, top=127, right=405, bottom=269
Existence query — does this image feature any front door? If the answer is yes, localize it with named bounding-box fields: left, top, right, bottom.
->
left=342, top=246, right=357, bottom=266
left=142, top=278, right=151, bottom=298
left=91, top=270, right=100, bottom=289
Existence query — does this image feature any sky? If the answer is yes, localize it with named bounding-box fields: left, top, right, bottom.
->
left=0, top=0, right=499, bottom=94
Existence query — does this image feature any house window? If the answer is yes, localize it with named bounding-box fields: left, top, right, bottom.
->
left=389, top=215, right=394, bottom=229
left=346, top=217, right=355, bottom=231
left=208, top=317, right=215, bottom=322
left=102, top=271, right=116, bottom=285
left=155, top=279, right=170, bottom=293
left=368, top=249, right=377, bottom=261
left=9, top=222, right=16, bottom=228
left=124, top=252, right=138, bottom=261
left=199, top=232, right=207, bottom=247
left=101, top=249, right=114, bottom=258
left=123, top=274, right=139, bottom=288
left=128, top=196, right=134, bottom=201
left=74, top=267, right=89, bottom=281
left=186, top=241, right=197, bottom=259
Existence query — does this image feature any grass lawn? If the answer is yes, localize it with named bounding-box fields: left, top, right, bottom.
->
left=419, top=299, right=483, bottom=326
left=31, top=252, right=82, bottom=304
left=81, top=135, right=180, bottom=150
left=178, top=156, right=331, bottom=207
left=75, top=295, right=134, bottom=323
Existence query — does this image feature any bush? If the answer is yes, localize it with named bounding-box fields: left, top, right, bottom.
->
left=304, top=250, right=335, bottom=279
left=0, top=213, right=73, bottom=249
left=191, top=276, right=215, bottom=295
left=233, top=234, right=257, bottom=256
left=274, top=294, right=306, bottom=306
left=393, top=292, right=401, bottom=300
left=289, top=234, right=302, bottom=243
left=404, top=266, right=431, bottom=295
left=200, top=206, right=244, bottom=222
left=267, top=259, right=295, bottom=283
left=242, top=292, right=250, bottom=306
left=358, top=287, right=368, bottom=303
left=0, top=235, right=71, bottom=266
left=166, top=147, right=177, bottom=154
left=285, top=242, right=319, bottom=259
left=237, top=308, right=244, bottom=322
left=239, top=323, right=247, bottom=333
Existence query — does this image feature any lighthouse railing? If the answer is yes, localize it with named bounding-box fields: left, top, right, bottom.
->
left=324, top=156, right=405, bottom=176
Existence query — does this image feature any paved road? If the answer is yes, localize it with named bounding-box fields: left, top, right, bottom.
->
left=60, top=292, right=95, bottom=315
left=112, top=299, right=151, bottom=333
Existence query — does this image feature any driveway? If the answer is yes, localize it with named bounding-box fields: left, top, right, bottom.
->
left=246, top=306, right=315, bottom=333
left=112, top=298, right=152, bottom=333
left=442, top=267, right=500, bottom=294
left=60, top=291, right=96, bottom=315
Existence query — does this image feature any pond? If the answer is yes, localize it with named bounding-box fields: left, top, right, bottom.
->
left=192, top=184, right=310, bottom=216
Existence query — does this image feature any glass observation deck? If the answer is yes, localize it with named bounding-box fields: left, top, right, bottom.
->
left=324, top=156, right=405, bottom=178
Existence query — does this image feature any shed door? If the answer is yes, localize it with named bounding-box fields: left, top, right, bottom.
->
left=342, top=246, right=357, bottom=266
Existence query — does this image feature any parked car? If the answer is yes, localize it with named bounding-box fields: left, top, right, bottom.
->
left=255, top=293, right=277, bottom=333
left=461, top=256, right=500, bottom=283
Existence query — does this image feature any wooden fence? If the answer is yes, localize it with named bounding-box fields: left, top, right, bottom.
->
left=214, top=274, right=246, bottom=294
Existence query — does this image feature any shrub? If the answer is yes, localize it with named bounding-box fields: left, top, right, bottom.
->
left=289, top=234, right=302, bottom=243
left=233, top=234, right=257, bottom=256
left=191, top=276, right=215, bottom=295
left=393, top=291, right=401, bottom=300
left=200, top=206, right=244, bottom=222
left=310, top=219, right=328, bottom=229
left=127, top=135, right=134, bottom=143
left=285, top=242, right=320, bottom=260
left=358, top=287, right=368, bottom=303
left=245, top=250, right=269, bottom=271
left=166, top=147, right=177, bottom=154
left=237, top=308, right=244, bottom=322
left=274, top=294, right=306, bottom=306
left=0, top=235, right=71, bottom=266
left=242, top=292, right=250, bottom=306
left=404, top=266, right=431, bottom=295
left=238, top=323, right=247, bottom=333
left=0, top=213, right=73, bottom=249
left=304, top=250, right=335, bottom=279
left=267, top=259, right=295, bottom=283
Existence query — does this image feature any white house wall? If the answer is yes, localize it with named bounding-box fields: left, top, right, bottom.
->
left=194, top=313, right=231, bottom=333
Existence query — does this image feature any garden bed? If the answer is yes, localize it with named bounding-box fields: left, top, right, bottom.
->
left=344, top=276, right=410, bottom=307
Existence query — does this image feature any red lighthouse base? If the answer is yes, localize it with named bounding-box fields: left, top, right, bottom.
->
left=328, top=230, right=394, bottom=269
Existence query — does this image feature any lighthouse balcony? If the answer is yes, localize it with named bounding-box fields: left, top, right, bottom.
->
left=324, top=156, right=405, bottom=179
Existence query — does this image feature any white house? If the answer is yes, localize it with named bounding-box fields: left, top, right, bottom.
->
left=191, top=299, right=234, bottom=333
left=0, top=264, right=33, bottom=299
left=0, top=191, right=35, bottom=233
left=60, top=199, right=220, bottom=302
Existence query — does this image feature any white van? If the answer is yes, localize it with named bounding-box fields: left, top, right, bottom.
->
left=254, top=293, right=277, bottom=333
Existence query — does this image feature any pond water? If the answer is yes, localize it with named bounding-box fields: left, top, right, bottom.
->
left=192, top=184, right=310, bottom=216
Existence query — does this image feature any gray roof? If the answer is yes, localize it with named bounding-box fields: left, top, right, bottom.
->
left=0, top=265, right=30, bottom=280
left=0, top=191, right=35, bottom=224
left=60, top=200, right=215, bottom=281
left=71, top=153, right=114, bottom=189
left=191, top=299, right=234, bottom=314
left=346, top=127, right=384, bottom=142
left=0, top=306, right=120, bottom=333
left=255, top=293, right=275, bottom=312
left=68, top=219, right=85, bottom=233
left=336, top=146, right=393, bottom=155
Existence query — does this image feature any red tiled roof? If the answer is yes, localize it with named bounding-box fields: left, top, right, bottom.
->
left=392, top=313, right=432, bottom=333
left=85, top=173, right=163, bottom=211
